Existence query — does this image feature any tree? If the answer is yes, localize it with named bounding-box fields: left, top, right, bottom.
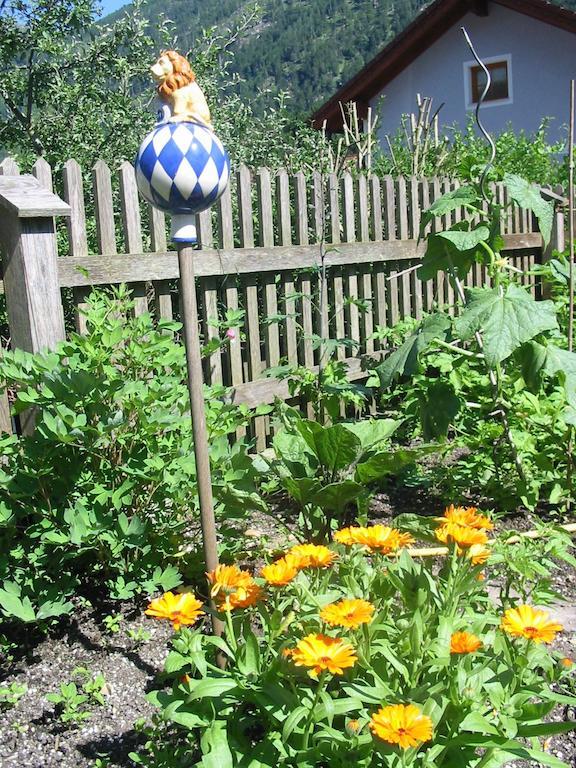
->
left=0, top=0, right=170, bottom=169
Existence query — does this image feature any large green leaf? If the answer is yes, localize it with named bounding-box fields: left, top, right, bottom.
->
left=355, top=446, right=438, bottom=484
left=454, top=285, right=557, bottom=365
left=419, top=381, right=460, bottom=440
left=419, top=185, right=478, bottom=236
left=340, top=418, right=401, bottom=450
left=310, top=480, right=364, bottom=512
left=376, top=314, right=451, bottom=388
left=0, top=586, right=36, bottom=622
left=418, top=228, right=483, bottom=281
left=201, top=721, right=233, bottom=768
left=436, top=225, right=490, bottom=252
left=313, top=423, right=361, bottom=475
left=504, top=173, right=554, bottom=246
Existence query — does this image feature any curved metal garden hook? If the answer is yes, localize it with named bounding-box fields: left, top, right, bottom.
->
left=461, top=26, right=496, bottom=203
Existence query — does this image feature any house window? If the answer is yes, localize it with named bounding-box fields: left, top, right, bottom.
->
left=464, top=55, right=512, bottom=108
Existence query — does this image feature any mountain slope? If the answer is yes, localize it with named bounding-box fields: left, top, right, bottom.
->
left=106, top=0, right=576, bottom=115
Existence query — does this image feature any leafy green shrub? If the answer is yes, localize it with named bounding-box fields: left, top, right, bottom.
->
left=368, top=175, right=575, bottom=512
left=0, top=288, right=259, bottom=623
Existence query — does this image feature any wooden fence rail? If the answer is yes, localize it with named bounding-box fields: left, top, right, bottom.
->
left=0, top=157, right=564, bottom=446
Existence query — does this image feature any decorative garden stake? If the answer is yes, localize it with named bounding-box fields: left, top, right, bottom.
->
left=134, top=51, right=231, bottom=635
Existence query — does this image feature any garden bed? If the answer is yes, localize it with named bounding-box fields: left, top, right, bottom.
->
left=1, top=502, right=575, bottom=768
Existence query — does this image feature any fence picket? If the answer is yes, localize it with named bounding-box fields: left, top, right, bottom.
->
left=342, top=172, right=360, bottom=353
left=277, top=170, right=297, bottom=366
left=93, top=160, right=117, bottom=256
left=149, top=206, right=172, bottom=321
left=119, top=161, right=148, bottom=315
left=409, top=177, right=423, bottom=319
left=63, top=160, right=91, bottom=332
left=32, top=158, right=53, bottom=191
left=383, top=176, right=400, bottom=326
left=396, top=177, right=411, bottom=318
left=296, top=172, right=315, bottom=374
left=356, top=176, right=374, bottom=355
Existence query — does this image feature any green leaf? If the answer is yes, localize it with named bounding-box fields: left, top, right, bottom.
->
left=188, top=678, right=238, bottom=700
left=376, top=314, right=452, bottom=388
left=419, top=185, right=478, bottom=235
left=0, top=588, right=36, bottom=622
left=200, top=721, right=233, bottom=768
left=311, top=480, right=364, bottom=512
left=164, top=651, right=188, bottom=674
left=313, top=423, right=361, bottom=475
left=517, top=721, right=576, bottom=737
left=419, top=381, right=460, bottom=440
left=340, top=419, right=401, bottom=450
left=454, top=285, right=558, bottom=365
left=459, top=711, right=499, bottom=736
left=504, top=173, right=553, bottom=246
left=437, top=225, right=490, bottom=252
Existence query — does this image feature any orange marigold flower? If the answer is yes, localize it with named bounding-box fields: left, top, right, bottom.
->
left=145, top=591, right=204, bottom=631
left=561, top=657, right=573, bottom=668
left=260, top=556, right=299, bottom=586
left=320, top=598, right=375, bottom=629
left=354, top=525, right=414, bottom=553
left=435, top=522, right=489, bottom=548
left=286, top=633, right=357, bottom=678
left=501, top=605, right=563, bottom=644
left=440, top=504, right=494, bottom=530
left=221, top=582, right=264, bottom=611
left=467, top=543, right=491, bottom=565
left=206, top=564, right=253, bottom=598
left=369, top=703, right=433, bottom=749
left=450, top=631, right=483, bottom=654
left=334, top=527, right=362, bottom=545
left=288, top=544, right=337, bottom=569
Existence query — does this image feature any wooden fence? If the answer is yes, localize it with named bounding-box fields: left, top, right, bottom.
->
left=0, top=157, right=565, bottom=447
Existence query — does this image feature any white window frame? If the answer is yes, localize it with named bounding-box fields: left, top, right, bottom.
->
left=463, top=54, right=513, bottom=110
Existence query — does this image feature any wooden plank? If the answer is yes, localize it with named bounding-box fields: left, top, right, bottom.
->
left=0, top=158, right=20, bottom=176
left=31, top=158, right=53, bottom=191
left=197, top=208, right=222, bottom=385
left=442, top=178, right=455, bottom=312
left=370, top=175, right=386, bottom=348
left=119, top=161, right=147, bottom=315
left=257, top=167, right=280, bottom=370
left=431, top=177, right=445, bottom=308
left=0, top=174, right=70, bottom=217
left=149, top=205, right=172, bottom=320
left=420, top=178, right=434, bottom=311
left=93, top=160, right=117, bottom=256
left=296, top=173, right=315, bottom=371
left=357, top=175, right=374, bottom=355
left=58, top=235, right=540, bottom=289
left=217, top=186, right=244, bottom=394
left=396, top=177, right=411, bottom=318
left=409, top=176, right=423, bottom=319
left=231, top=351, right=387, bottom=407
left=329, top=173, right=345, bottom=360
left=311, top=170, right=328, bottom=359
left=63, top=159, right=91, bottom=333
left=278, top=171, right=297, bottom=365
left=341, top=172, right=360, bottom=353
left=384, top=176, right=399, bottom=326
left=236, top=165, right=266, bottom=451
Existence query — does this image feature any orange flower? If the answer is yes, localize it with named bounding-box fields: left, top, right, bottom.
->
left=561, top=657, right=573, bottom=668
left=334, top=527, right=361, bottom=545
left=467, top=544, right=491, bottom=565
left=288, top=544, right=337, bottom=569
left=356, top=525, right=414, bottom=553
left=435, top=522, right=488, bottom=548
left=286, top=633, right=357, bottom=678
left=450, top=631, right=483, bottom=654
left=501, top=605, right=563, bottom=644
left=145, top=591, right=204, bottom=631
left=320, top=598, right=375, bottom=629
left=346, top=719, right=362, bottom=735
left=206, top=564, right=253, bottom=598
left=440, top=504, right=494, bottom=530
left=370, top=703, right=433, bottom=749
left=261, top=556, right=299, bottom=586
left=221, top=583, right=264, bottom=611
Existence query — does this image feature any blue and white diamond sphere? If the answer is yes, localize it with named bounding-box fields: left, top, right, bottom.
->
left=135, top=122, right=230, bottom=216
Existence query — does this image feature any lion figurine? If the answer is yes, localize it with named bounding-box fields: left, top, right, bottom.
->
left=151, top=50, right=213, bottom=129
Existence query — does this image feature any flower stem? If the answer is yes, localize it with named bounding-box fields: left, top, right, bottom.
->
left=224, top=609, right=238, bottom=654
left=302, top=671, right=327, bottom=751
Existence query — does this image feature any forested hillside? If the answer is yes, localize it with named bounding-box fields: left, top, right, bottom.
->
left=106, top=0, right=430, bottom=114
left=104, top=0, right=576, bottom=116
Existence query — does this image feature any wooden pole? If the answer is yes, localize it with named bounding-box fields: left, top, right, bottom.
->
left=177, top=243, right=223, bottom=637
left=569, top=79, right=575, bottom=352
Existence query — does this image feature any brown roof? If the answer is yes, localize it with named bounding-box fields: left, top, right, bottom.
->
left=311, top=0, right=576, bottom=131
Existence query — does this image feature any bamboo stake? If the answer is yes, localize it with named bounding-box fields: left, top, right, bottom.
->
left=177, top=243, right=223, bottom=637
left=408, top=522, right=576, bottom=558
left=569, top=79, right=575, bottom=352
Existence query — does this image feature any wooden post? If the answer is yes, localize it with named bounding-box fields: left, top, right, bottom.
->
left=177, top=243, right=223, bottom=637
left=0, top=175, right=69, bottom=433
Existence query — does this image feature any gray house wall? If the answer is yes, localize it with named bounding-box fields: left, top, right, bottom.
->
left=370, top=5, right=575, bottom=144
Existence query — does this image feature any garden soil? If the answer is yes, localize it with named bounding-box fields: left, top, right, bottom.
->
left=1, top=499, right=576, bottom=768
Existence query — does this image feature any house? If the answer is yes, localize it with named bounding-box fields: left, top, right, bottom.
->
left=311, top=0, right=576, bottom=144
